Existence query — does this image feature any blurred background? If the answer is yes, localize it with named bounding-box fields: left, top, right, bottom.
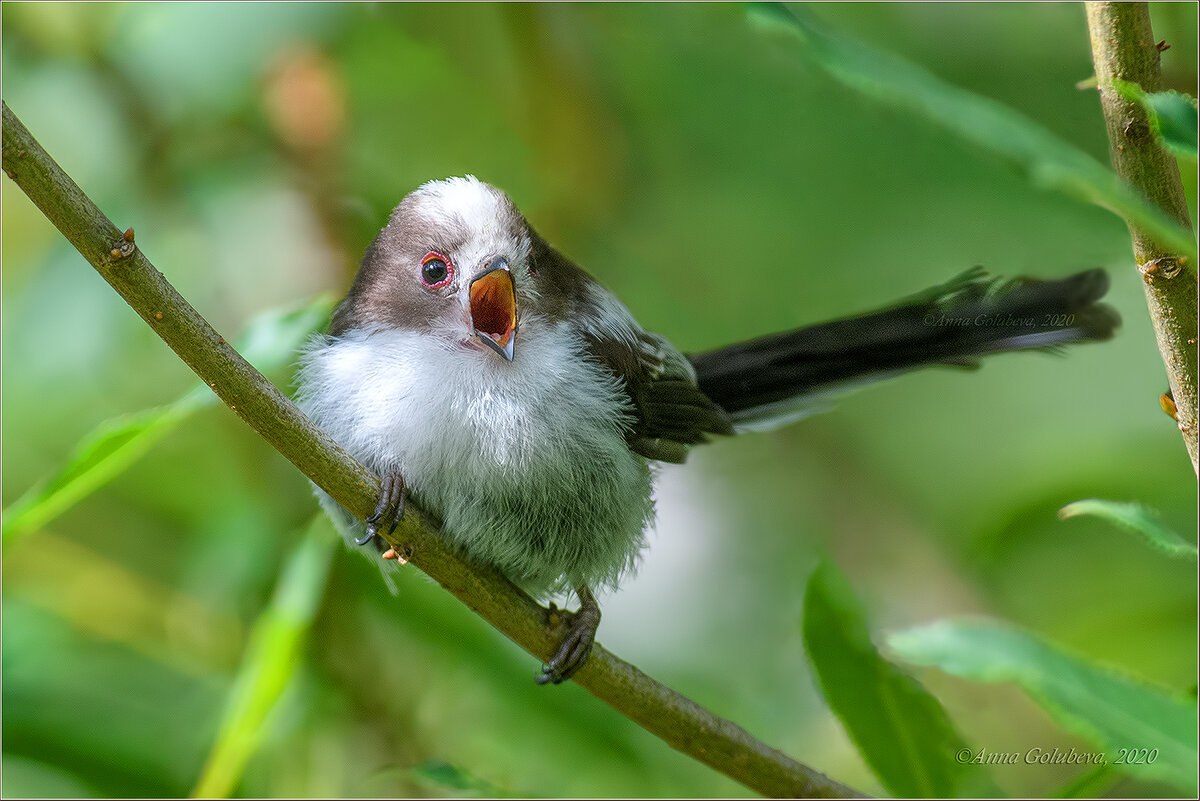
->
left=3, top=3, right=1196, bottom=798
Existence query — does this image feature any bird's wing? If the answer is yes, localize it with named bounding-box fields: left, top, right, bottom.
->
left=529, top=236, right=732, bottom=463
left=582, top=327, right=734, bottom=463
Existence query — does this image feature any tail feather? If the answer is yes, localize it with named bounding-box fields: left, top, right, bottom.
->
left=689, top=268, right=1119, bottom=431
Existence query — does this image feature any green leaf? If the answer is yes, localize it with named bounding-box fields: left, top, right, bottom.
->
left=1114, top=80, right=1198, bottom=160
left=803, top=560, right=996, bottom=797
left=1059, top=499, right=1198, bottom=561
left=747, top=3, right=1198, bottom=262
left=235, top=292, right=336, bottom=369
left=1, top=294, right=335, bottom=546
left=1145, top=92, right=1198, bottom=159
left=191, top=515, right=337, bottom=799
left=410, top=761, right=511, bottom=797
left=889, top=619, right=1200, bottom=793
left=1, top=397, right=202, bottom=544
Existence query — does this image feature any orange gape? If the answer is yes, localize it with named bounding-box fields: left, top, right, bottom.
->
left=470, top=268, right=516, bottom=349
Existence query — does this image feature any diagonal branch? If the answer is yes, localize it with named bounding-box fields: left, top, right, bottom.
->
left=1085, top=2, right=1199, bottom=474
left=2, top=101, right=858, bottom=799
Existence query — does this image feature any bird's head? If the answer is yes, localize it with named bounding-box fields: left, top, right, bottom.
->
left=332, top=176, right=539, bottom=362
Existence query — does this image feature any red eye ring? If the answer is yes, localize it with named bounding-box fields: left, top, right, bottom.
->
left=420, top=251, right=454, bottom=289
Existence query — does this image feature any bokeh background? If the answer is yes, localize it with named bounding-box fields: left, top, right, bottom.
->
left=3, top=3, right=1196, bottom=798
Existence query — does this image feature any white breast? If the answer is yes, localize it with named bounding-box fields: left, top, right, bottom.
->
left=295, top=318, right=655, bottom=596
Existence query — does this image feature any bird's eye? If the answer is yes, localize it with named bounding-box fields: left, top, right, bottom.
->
left=420, top=252, right=453, bottom=288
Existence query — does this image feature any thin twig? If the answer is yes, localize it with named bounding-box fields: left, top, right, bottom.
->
left=1085, top=2, right=1199, bottom=475
left=2, top=101, right=859, bottom=799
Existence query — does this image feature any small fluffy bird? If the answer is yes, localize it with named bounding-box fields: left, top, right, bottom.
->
left=297, top=176, right=1118, bottom=684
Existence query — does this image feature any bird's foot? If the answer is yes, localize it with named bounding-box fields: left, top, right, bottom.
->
left=537, top=586, right=600, bottom=685
left=356, top=470, right=407, bottom=546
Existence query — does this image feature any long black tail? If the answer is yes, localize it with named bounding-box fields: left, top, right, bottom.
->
left=689, top=268, right=1119, bottom=431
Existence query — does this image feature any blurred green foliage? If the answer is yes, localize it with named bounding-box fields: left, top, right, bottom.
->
left=802, top=560, right=995, bottom=797
left=2, top=295, right=333, bottom=545
left=889, top=619, right=1198, bottom=794
left=751, top=3, right=1196, bottom=259
left=193, top=515, right=336, bottom=798
left=1059, top=499, right=1198, bottom=561
left=3, top=3, right=1196, bottom=798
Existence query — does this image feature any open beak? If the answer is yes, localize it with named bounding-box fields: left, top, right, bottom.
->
left=469, top=261, right=518, bottom=361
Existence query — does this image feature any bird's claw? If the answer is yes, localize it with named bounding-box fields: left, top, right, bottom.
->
left=536, top=593, right=600, bottom=685
left=357, top=470, right=407, bottom=547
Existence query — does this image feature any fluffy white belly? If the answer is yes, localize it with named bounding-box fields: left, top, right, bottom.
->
left=296, top=320, right=654, bottom=595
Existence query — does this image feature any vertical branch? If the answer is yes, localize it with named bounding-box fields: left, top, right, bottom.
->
left=1085, top=2, right=1199, bottom=474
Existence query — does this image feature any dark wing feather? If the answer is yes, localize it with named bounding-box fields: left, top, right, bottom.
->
left=598, top=343, right=734, bottom=463
left=529, top=235, right=731, bottom=463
